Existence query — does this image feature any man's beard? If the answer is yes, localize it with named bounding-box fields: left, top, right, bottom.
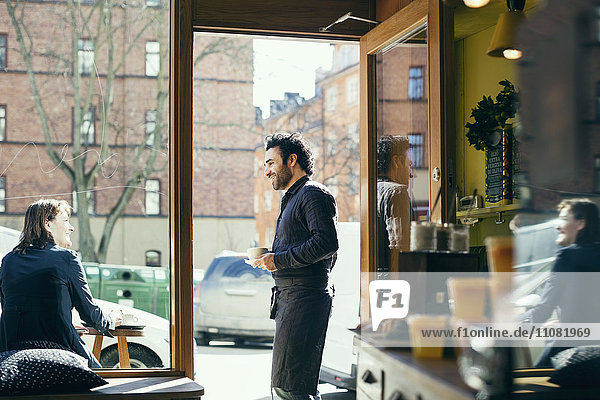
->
left=272, top=165, right=293, bottom=190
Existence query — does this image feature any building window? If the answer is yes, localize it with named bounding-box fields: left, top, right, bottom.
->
left=325, top=86, right=338, bottom=111
left=145, top=250, right=161, bottom=267
left=408, top=66, right=424, bottom=100
left=72, top=190, right=95, bottom=215
left=346, top=75, right=359, bottom=105
left=0, top=34, right=6, bottom=70
left=0, top=176, right=5, bottom=213
left=145, top=41, right=160, bottom=77
left=408, top=133, right=424, bottom=168
left=77, top=39, right=94, bottom=75
left=264, top=191, right=272, bottom=212
left=145, top=110, right=157, bottom=146
left=79, top=107, right=95, bottom=144
left=0, top=105, right=5, bottom=141
left=145, top=179, right=160, bottom=215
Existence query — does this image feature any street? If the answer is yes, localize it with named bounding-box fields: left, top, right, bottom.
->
left=194, top=341, right=356, bottom=400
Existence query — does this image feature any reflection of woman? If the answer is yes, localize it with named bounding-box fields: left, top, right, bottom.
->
left=0, top=199, right=114, bottom=367
left=520, top=199, right=600, bottom=367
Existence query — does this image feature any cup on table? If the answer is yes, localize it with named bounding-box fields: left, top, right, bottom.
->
left=410, top=222, right=437, bottom=252
left=406, top=314, right=448, bottom=359
left=485, top=236, right=514, bottom=321
left=121, top=313, right=138, bottom=326
left=446, top=277, right=488, bottom=322
left=485, top=236, right=514, bottom=273
left=247, top=247, right=269, bottom=260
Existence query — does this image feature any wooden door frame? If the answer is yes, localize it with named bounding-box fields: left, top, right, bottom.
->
left=359, top=0, right=453, bottom=323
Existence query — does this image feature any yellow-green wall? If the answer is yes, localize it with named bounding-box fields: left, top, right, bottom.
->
left=455, top=25, right=519, bottom=245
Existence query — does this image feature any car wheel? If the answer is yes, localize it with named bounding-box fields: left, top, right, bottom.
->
left=100, top=343, right=163, bottom=368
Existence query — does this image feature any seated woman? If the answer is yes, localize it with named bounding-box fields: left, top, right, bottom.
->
left=0, top=199, right=117, bottom=367
left=520, top=198, right=600, bottom=367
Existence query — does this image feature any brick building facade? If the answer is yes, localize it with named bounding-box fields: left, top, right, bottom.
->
left=0, top=2, right=258, bottom=268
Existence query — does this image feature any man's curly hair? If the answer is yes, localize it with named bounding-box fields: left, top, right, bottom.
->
left=376, top=135, right=410, bottom=175
left=264, top=132, right=314, bottom=176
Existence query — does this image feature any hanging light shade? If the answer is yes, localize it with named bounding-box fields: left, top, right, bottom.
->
left=487, top=0, right=526, bottom=59
left=463, top=0, right=490, bottom=8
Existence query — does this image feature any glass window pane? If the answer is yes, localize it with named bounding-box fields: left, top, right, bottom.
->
left=376, top=26, right=429, bottom=272
left=0, top=0, right=170, bottom=369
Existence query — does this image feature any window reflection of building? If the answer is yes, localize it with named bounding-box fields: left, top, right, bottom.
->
left=408, top=66, right=424, bottom=100
left=72, top=190, right=95, bottom=215
left=0, top=34, right=6, bottom=70
left=408, top=133, right=423, bottom=168
left=77, top=39, right=94, bottom=75
left=79, top=107, right=95, bottom=144
left=0, top=105, right=5, bottom=141
left=145, top=41, right=160, bottom=77
left=145, top=179, right=160, bottom=215
left=0, top=177, right=5, bottom=213
left=145, top=110, right=157, bottom=146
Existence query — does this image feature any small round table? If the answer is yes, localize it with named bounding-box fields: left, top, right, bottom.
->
left=85, top=327, right=145, bottom=368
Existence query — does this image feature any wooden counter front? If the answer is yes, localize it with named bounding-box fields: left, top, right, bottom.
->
left=355, top=337, right=476, bottom=400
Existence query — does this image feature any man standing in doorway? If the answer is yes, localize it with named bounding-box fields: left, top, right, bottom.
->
left=251, top=132, right=338, bottom=400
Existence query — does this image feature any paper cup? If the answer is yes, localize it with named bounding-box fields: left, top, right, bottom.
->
left=247, top=247, right=268, bottom=260
left=446, top=277, right=488, bottom=322
left=406, top=314, right=448, bottom=359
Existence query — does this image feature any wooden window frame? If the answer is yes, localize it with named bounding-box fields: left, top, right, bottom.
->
left=359, top=0, right=453, bottom=323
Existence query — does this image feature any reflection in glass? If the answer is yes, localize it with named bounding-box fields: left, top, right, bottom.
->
left=0, top=0, right=171, bottom=368
left=375, top=26, right=429, bottom=273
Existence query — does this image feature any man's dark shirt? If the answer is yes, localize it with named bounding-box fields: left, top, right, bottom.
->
left=272, top=175, right=338, bottom=280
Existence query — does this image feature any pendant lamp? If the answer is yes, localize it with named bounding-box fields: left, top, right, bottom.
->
left=487, top=0, right=526, bottom=59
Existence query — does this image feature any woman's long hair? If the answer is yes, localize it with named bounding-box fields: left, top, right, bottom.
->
left=558, top=198, right=600, bottom=245
left=13, top=199, right=72, bottom=254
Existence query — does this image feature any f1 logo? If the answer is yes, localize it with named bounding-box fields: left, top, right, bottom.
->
left=369, top=280, right=410, bottom=331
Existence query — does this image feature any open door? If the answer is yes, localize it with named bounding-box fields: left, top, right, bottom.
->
left=359, top=0, right=454, bottom=323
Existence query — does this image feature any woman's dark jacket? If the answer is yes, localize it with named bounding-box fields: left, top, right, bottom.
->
left=0, top=243, right=111, bottom=365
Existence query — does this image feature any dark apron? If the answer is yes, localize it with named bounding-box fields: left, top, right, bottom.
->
left=270, top=278, right=333, bottom=395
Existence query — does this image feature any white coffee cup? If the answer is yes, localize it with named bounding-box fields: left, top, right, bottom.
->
left=247, top=247, right=268, bottom=260
left=121, top=313, right=138, bottom=326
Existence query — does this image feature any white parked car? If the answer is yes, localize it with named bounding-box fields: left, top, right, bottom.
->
left=320, top=222, right=360, bottom=391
